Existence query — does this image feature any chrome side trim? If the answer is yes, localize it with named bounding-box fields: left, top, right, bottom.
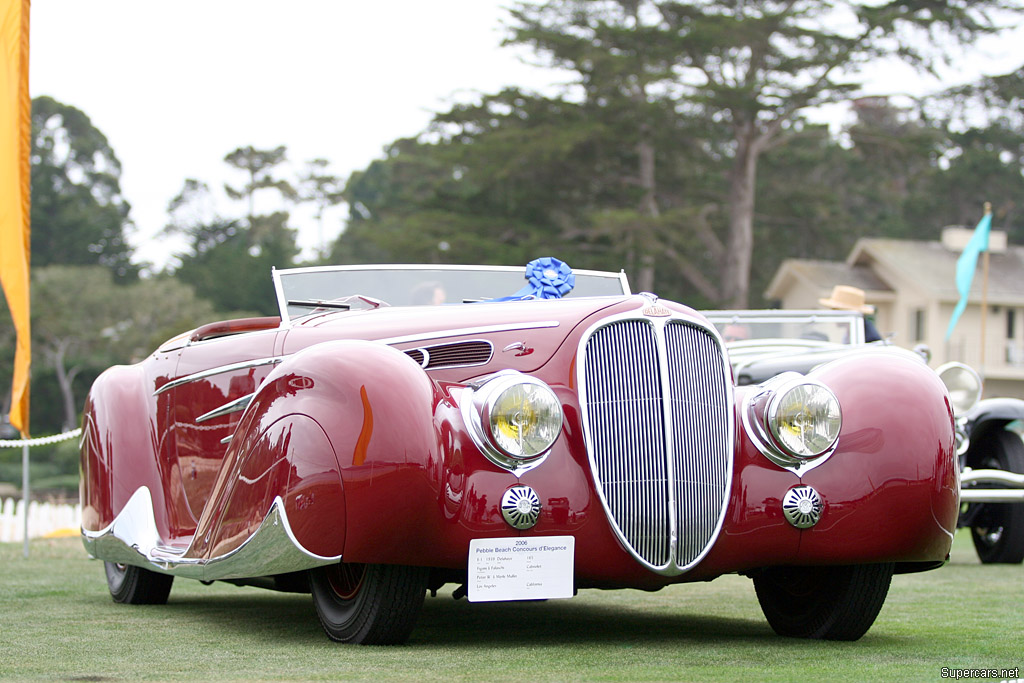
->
left=82, top=486, right=340, bottom=580
left=195, top=393, right=255, bottom=423
left=378, top=321, right=559, bottom=346
left=154, top=357, right=283, bottom=395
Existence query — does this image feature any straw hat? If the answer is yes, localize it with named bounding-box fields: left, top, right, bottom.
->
left=818, top=285, right=875, bottom=314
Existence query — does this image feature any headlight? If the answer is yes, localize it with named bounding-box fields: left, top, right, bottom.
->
left=744, top=373, right=843, bottom=470
left=768, top=382, right=842, bottom=458
left=464, top=372, right=563, bottom=472
left=936, top=362, right=981, bottom=415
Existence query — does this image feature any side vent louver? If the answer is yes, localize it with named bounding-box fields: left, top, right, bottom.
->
left=404, top=340, right=492, bottom=369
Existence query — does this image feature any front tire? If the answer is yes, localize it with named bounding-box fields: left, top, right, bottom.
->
left=309, top=562, right=428, bottom=645
left=104, top=561, right=174, bottom=604
left=753, top=563, right=894, bottom=641
left=969, top=429, right=1024, bottom=564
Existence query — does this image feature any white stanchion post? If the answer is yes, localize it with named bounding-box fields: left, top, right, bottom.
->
left=22, top=442, right=29, bottom=558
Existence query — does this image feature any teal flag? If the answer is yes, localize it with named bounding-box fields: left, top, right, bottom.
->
left=945, top=211, right=993, bottom=340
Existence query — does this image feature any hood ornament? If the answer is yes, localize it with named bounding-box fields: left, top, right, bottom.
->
left=639, top=292, right=670, bottom=317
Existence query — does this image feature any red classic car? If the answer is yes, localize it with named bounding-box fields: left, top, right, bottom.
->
left=80, top=260, right=959, bottom=644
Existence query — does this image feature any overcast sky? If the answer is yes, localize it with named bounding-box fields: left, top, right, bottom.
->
left=28, top=1, right=1024, bottom=270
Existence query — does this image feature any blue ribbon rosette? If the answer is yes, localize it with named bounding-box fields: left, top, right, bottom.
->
left=495, top=257, right=575, bottom=301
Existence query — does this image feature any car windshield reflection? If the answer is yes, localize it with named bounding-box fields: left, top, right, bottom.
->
left=703, top=310, right=865, bottom=346
left=273, top=265, right=629, bottom=323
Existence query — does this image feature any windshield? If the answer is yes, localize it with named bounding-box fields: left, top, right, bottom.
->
left=703, top=310, right=865, bottom=346
left=273, top=264, right=630, bottom=323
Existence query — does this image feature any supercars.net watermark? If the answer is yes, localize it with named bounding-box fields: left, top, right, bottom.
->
left=940, top=667, right=1020, bottom=681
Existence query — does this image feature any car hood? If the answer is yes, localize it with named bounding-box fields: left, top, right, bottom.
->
left=279, top=295, right=670, bottom=376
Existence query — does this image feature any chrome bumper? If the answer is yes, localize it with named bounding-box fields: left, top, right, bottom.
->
left=960, top=468, right=1024, bottom=503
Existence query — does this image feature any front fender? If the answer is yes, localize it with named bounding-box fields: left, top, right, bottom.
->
left=193, top=340, right=442, bottom=563
left=799, top=353, right=959, bottom=564
left=965, top=397, right=1024, bottom=444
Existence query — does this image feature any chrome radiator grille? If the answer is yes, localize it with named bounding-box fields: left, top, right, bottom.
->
left=579, top=316, right=732, bottom=574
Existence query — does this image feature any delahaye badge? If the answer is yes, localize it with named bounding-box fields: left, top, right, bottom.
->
left=643, top=304, right=671, bottom=317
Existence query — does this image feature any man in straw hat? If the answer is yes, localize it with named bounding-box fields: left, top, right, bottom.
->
left=819, top=285, right=882, bottom=342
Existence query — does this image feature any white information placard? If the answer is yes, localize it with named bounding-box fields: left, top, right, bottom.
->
left=468, top=536, right=575, bottom=602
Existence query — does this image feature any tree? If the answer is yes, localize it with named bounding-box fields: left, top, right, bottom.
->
left=224, top=145, right=297, bottom=240
left=333, top=91, right=649, bottom=274
left=166, top=147, right=302, bottom=315
left=506, top=0, right=1023, bottom=306
left=30, top=96, right=137, bottom=280
left=29, top=266, right=222, bottom=432
left=915, top=68, right=1024, bottom=238
left=297, top=158, right=345, bottom=261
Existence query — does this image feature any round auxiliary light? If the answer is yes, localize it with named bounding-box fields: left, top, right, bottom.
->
left=501, top=485, right=541, bottom=530
left=768, top=381, right=842, bottom=459
left=782, top=486, right=824, bottom=529
left=936, top=362, right=982, bottom=415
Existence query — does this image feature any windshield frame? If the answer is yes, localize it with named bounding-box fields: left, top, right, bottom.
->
left=272, top=263, right=632, bottom=326
left=702, top=309, right=866, bottom=347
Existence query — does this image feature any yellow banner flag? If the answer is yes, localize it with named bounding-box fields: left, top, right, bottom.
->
left=0, top=0, right=31, bottom=436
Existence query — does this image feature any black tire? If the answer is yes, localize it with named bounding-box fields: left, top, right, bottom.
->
left=104, top=561, right=174, bottom=604
left=753, top=563, right=894, bottom=641
left=969, top=429, right=1024, bottom=564
left=309, top=562, right=428, bottom=645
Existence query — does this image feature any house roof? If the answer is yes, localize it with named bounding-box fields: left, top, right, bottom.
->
left=767, top=237, right=1024, bottom=306
left=849, top=238, right=1024, bottom=305
left=764, top=258, right=891, bottom=302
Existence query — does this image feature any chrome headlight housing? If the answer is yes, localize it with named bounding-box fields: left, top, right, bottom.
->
left=936, top=362, right=981, bottom=415
left=463, top=371, right=563, bottom=472
left=745, top=373, right=842, bottom=470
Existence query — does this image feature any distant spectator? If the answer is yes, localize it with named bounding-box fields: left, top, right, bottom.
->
left=412, top=281, right=447, bottom=306
left=722, top=323, right=751, bottom=343
left=818, top=285, right=882, bottom=343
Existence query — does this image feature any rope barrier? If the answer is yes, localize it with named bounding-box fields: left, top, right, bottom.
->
left=0, top=428, right=81, bottom=449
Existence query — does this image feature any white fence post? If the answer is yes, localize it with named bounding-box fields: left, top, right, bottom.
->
left=0, top=496, right=81, bottom=542
left=0, top=428, right=83, bottom=552
left=0, top=497, right=16, bottom=542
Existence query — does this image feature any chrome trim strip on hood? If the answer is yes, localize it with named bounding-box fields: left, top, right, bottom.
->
left=196, top=393, right=255, bottom=423
left=81, top=486, right=339, bottom=581
left=155, top=322, right=561, bottom=397
left=154, top=357, right=283, bottom=396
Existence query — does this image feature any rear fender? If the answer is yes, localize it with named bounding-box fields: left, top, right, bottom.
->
left=80, top=365, right=176, bottom=538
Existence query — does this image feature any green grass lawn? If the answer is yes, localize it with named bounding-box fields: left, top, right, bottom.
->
left=0, top=532, right=1021, bottom=682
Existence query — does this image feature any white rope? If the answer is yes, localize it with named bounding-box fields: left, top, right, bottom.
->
left=0, top=428, right=81, bottom=449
